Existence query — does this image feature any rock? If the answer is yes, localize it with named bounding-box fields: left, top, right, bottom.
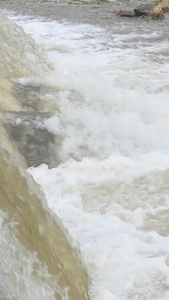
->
left=151, top=12, right=164, bottom=18
left=134, top=4, right=155, bottom=16
left=134, top=3, right=164, bottom=19
left=150, top=4, right=165, bottom=18
left=116, top=10, right=135, bottom=17
left=156, top=0, right=169, bottom=12
left=3, top=111, right=59, bottom=168
left=117, top=2, right=166, bottom=20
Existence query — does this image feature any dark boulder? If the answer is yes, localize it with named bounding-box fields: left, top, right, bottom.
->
left=134, top=4, right=154, bottom=16
left=3, top=111, right=59, bottom=168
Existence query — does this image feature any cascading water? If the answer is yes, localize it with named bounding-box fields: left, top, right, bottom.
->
left=1, top=1, right=169, bottom=299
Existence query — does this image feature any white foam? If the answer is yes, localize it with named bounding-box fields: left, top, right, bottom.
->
left=29, top=159, right=169, bottom=300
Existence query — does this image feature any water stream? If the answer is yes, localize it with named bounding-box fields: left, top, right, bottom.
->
left=0, top=1, right=169, bottom=299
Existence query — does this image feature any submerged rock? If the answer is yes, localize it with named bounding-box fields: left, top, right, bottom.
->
left=3, top=111, right=59, bottom=168
left=116, top=10, right=135, bottom=17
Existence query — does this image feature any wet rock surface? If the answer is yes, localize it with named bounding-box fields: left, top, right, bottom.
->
left=116, top=10, right=135, bottom=17
left=3, top=111, right=58, bottom=168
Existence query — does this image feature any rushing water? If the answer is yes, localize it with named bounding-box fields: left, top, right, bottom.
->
left=1, top=0, right=169, bottom=299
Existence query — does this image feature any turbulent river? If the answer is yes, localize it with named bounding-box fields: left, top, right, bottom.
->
left=1, top=0, right=169, bottom=299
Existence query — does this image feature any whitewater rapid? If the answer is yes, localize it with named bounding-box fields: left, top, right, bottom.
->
left=5, top=9, right=169, bottom=300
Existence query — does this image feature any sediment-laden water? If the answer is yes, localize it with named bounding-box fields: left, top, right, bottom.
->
left=1, top=1, right=169, bottom=299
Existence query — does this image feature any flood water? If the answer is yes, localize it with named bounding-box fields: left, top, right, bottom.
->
left=1, top=0, right=169, bottom=299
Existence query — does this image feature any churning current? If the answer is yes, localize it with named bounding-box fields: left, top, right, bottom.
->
left=1, top=0, right=169, bottom=299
